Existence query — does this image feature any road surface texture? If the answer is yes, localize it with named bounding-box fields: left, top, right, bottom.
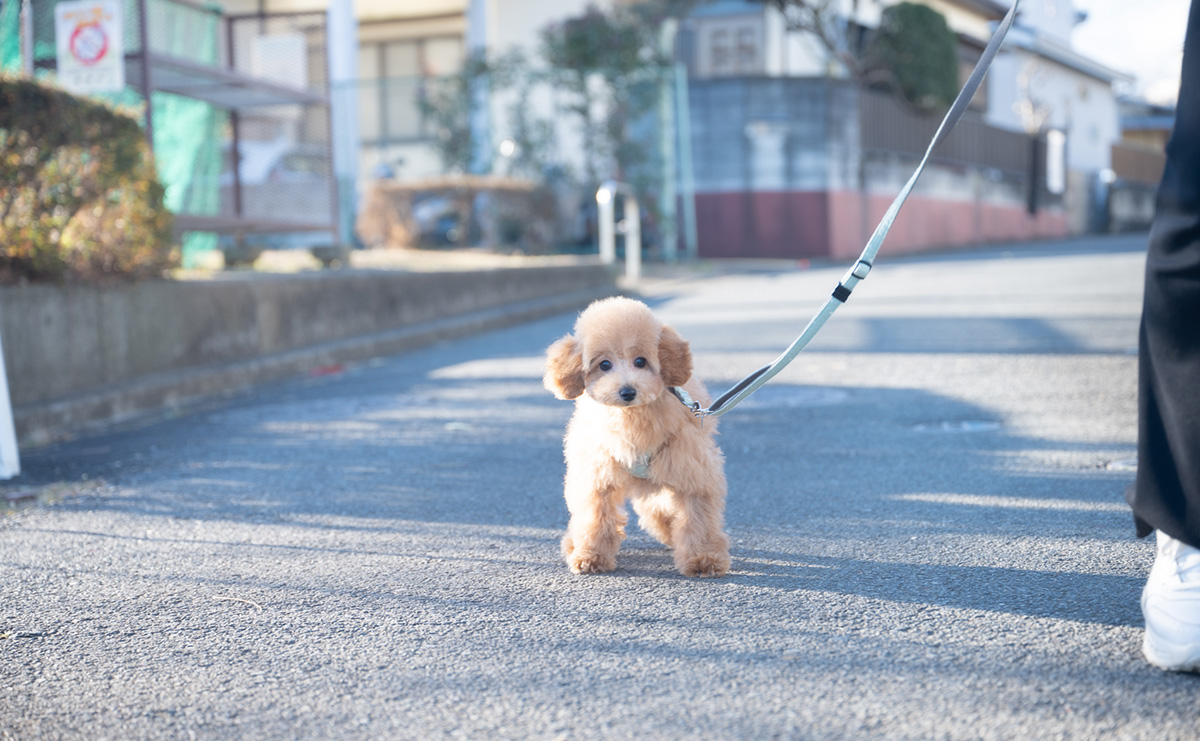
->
left=4, top=234, right=1192, bottom=739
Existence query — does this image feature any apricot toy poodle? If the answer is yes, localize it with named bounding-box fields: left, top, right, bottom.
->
left=543, top=297, right=731, bottom=577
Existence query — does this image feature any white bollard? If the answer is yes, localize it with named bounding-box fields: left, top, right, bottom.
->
left=595, top=180, right=641, bottom=283
left=597, top=183, right=616, bottom=266
left=0, top=331, right=20, bottom=480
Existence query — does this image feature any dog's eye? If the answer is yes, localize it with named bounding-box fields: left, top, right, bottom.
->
left=634, top=357, right=647, bottom=368
left=598, top=360, right=612, bottom=372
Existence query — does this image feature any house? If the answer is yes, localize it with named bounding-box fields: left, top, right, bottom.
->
left=679, top=0, right=1086, bottom=258
left=1107, top=95, right=1173, bottom=231
left=1118, top=96, right=1174, bottom=154
left=982, top=0, right=1132, bottom=232
left=211, top=0, right=624, bottom=181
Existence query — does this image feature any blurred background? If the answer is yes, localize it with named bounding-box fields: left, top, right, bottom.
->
left=1, top=0, right=1186, bottom=267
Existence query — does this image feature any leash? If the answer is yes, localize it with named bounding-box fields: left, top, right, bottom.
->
left=671, top=0, right=1021, bottom=419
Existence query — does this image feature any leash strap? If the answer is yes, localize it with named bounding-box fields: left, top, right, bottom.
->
left=677, top=0, right=1021, bottom=419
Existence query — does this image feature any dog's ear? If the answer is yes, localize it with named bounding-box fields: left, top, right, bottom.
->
left=544, top=334, right=586, bottom=400
left=657, top=324, right=692, bottom=387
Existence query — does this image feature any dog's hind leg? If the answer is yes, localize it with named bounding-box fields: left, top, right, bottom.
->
left=632, top=490, right=676, bottom=547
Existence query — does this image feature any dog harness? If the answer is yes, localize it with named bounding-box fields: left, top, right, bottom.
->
left=627, top=453, right=652, bottom=480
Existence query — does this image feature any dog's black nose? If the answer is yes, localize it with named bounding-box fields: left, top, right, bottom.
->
left=619, top=386, right=637, bottom=402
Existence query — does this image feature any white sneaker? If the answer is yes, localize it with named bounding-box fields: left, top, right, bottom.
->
left=1141, top=530, right=1200, bottom=672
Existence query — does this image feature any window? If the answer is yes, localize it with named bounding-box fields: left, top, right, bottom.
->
left=383, top=41, right=422, bottom=140
left=958, top=58, right=988, bottom=111
left=711, top=29, right=731, bottom=73
left=697, top=15, right=763, bottom=77
left=957, top=46, right=989, bottom=112
left=736, top=28, right=757, bottom=71
left=424, top=38, right=461, bottom=77
left=357, top=34, right=464, bottom=145
left=358, top=45, right=382, bottom=143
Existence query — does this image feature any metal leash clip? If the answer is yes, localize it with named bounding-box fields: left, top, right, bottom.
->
left=668, top=386, right=708, bottom=419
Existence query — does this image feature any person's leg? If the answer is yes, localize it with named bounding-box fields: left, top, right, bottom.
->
left=1128, top=0, right=1200, bottom=544
left=1126, top=0, right=1200, bottom=672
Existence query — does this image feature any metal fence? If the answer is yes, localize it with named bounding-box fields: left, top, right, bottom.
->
left=224, top=10, right=335, bottom=242
left=858, top=85, right=1062, bottom=212
left=24, top=0, right=336, bottom=259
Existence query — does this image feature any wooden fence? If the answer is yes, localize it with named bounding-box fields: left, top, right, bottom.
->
left=1111, top=142, right=1166, bottom=186
left=859, top=88, right=1038, bottom=176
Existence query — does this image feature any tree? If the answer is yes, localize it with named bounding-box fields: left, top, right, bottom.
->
left=751, top=1, right=959, bottom=111
left=861, top=2, right=959, bottom=110
left=502, top=71, right=557, bottom=181
left=420, top=50, right=521, bottom=174
left=540, top=3, right=669, bottom=187
left=754, top=0, right=870, bottom=80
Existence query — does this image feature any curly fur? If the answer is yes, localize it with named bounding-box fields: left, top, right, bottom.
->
left=544, top=297, right=730, bottom=577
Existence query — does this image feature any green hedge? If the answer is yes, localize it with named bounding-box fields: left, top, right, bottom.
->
left=0, top=76, right=177, bottom=283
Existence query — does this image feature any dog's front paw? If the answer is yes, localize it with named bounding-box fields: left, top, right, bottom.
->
left=679, top=551, right=730, bottom=578
left=567, top=551, right=617, bottom=574
left=561, top=529, right=621, bottom=574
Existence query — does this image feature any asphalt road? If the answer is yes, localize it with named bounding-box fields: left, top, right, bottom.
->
left=3, top=233, right=1194, bottom=739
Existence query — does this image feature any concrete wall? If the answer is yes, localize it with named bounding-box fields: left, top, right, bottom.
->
left=693, top=188, right=1070, bottom=260
left=2, top=263, right=615, bottom=443
left=1013, top=0, right=1078, bottom=44
left=689, top=78, right=857, bottom=194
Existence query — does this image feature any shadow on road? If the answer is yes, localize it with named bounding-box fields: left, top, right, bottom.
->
left=726, top=549, right=1141, bottom=627
left=13, top=339, right=1140, bottom=627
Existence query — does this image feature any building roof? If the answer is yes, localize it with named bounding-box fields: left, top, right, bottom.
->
left=1004, top=24, right=1133, bottom=85
left=941, top=0, right=1008, bottom=20
left=1119, top=96, right=1176, bottom=132
left=690, top=0, right=765, bottom=18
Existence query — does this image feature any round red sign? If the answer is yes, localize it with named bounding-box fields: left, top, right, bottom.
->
left=69, top=22, right=108, bottom=66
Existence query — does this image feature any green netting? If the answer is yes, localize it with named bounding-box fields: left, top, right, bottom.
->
left=0, top=0, right=19, bottom=71
left=144, top=0, right=225, bottom=266
left=152, top=92, right=225, bottom=265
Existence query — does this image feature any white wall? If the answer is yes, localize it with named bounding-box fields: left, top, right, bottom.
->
left=1013, top=0, right=1078, bottom=43
left=479, top=0, right=617, bottom=180
left=920, top=0, right=1001, bottom=38
left=766, top=0, right=883, bottom=79
left=489, top=0, right=612, bottom=54
left=769, top=8, right=833, bottom=78
left=758, top=0, right=1005, bottom=80
left=987, top=47, right=1118, bottom=173
left=983, top=0, right=1123, bottom=177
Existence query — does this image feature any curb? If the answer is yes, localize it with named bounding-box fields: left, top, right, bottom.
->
left=15, top=285, right=619, bottom=446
